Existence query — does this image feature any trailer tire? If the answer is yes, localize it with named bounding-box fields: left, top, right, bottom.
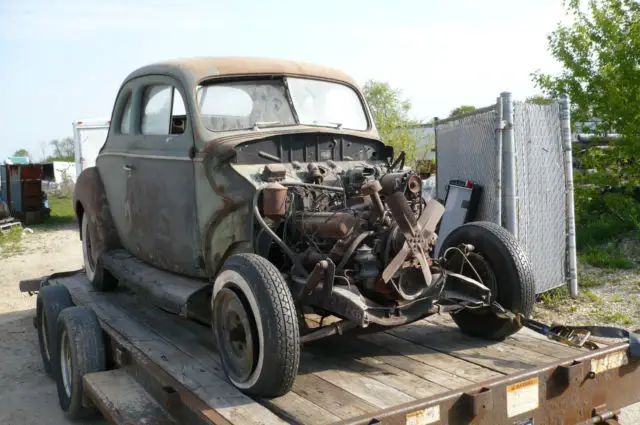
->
left=53, top=306, right=106, bottom=420
left=212, top=253, right=300, bottom=398
left=81, top=212, right=118, bottom=292
left=440, top=221, right=535, bottom=340
left=37, top=285, right=75, bottom=377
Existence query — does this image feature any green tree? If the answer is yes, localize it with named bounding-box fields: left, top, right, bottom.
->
left=525, top=95, right=554, bottom=105
left=12, top=149, right=30, bottom=157
left=532, top=0, right=640, bottom=189
left=449, top=105, right=476, bottom=118
left=362, top=80, right=421, bottom=163
left=533, top=0, right=640, bottom=260
left=47, top=137, right=75, bottom=162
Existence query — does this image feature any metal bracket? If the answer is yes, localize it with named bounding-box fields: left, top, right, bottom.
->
left=463, top=387, right=493, bottom=417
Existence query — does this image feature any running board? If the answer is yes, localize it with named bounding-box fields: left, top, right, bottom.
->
left=83, top=368, right=177, bottom=425
left=100, top=249, right=211, bottom=324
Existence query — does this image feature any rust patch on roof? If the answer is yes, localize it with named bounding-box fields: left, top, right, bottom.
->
left=134, top=56, right=358, bottom=86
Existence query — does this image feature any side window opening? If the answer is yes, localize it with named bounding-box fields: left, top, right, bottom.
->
left=171, top=89, right=187, bottom=135
left=142, top=85, right=172, bottom=135
left=120, top=95, right=133, bottom=134
left=141, top=85, right=188, bottom=136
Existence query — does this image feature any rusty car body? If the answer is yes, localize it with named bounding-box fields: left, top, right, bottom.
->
left=73, top=57, right=536, bottom=397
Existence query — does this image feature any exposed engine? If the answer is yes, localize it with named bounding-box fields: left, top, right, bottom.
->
left=255, top=161, right=445, bottom=307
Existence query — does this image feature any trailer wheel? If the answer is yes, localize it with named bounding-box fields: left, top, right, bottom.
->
left=212, top=253, right=300, bottom=397
left=440, top=221, right=535, bottom=340
left=81, top=212, right=118, bottom=292
left=53, top=306, right=106, bottom=420
left=37, top=285, right=74, bottom=377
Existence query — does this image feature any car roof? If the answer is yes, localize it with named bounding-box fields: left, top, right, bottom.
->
left=124, top=56, right=358, bottom=87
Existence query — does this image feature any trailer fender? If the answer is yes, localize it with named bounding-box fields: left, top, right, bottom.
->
left=73, top=167, right=121, bottom=255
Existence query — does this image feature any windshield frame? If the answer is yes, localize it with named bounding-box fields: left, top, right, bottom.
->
left=195, top=75, right=371, bottom=133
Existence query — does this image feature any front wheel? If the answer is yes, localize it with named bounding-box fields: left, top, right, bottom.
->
left=440, top=221, right=535, bottom=340
left=212, top=254, right=300, bottom=398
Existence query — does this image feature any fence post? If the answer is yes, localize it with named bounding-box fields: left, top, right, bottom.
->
left=500, top=92, right=518, bottom=237
left=494, top=97, right=503, bottom=227
left=560, top=94, right=579, bottom=297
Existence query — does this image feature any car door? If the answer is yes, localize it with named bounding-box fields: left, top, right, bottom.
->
left=96, top=84, right=136, bottom=249
left=128, top=77, right=202, bottom=277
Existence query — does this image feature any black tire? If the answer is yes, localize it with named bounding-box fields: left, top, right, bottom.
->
left=53, top=306, right=106, bottom=420
left=37, top=285, right=75, bottom=377
left=212, top=253, right=300, bottom=397
left=440, top=221, right=535, bottom=340
left=81, top=212, right=118, bottom=292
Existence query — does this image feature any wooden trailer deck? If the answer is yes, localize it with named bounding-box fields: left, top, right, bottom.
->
left=51, top=273, right=639, bottom=425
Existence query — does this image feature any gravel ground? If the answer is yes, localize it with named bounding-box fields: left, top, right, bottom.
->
left=0, top=224, right=638, bottom=424
left=534, top=265, right=640, bottom=332
left=0, top=223, right=106, bottom=425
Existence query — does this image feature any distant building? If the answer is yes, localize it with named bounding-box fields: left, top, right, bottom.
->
left=4, top=156, right=30, bottom=165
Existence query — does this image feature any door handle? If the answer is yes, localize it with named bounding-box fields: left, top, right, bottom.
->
left=123, top=164, right=135, bottom=172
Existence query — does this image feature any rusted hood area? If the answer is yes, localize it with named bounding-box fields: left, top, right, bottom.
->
left=199, top=127, right=385, bottom=163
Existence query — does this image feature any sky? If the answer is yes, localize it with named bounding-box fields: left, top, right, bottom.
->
left=0, top=0, right=567, bottom=161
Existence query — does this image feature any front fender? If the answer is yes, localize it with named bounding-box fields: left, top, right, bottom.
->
left=73, top=167, right=121, bottom=255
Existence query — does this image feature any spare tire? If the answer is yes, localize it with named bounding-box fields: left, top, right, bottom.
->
left=440, top=221, right=535, bottom=340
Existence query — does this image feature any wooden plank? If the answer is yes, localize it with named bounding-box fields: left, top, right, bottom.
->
left=101, top=284, right=346, bottom=425
left=427, top=313, right=587, bottom=358
left=301, top=352, right=414, bottom=409
left=305, top=342, right=448, bottom=399
left=339, top=335, right=474, bottom=389
left=117, top=294, right=344, bottom=425
left=258, top=391, right=341, bottom=425
left=314, top=334, right=472, bottom=390
left=60, top=277, right=287, bottom=425
left=291, top=373, right=378, bottom=420
left=83, top=369, right=178, bottom=425
left=365, top=332, right=502, bottom=382
left=388, top=323, right=550, bottom=375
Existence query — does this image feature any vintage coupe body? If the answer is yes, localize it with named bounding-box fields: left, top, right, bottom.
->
left=74, top=57, right=535, bottom=397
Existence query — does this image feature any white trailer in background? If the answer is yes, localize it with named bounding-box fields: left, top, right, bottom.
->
left=72, top=118, right=110, bottom=177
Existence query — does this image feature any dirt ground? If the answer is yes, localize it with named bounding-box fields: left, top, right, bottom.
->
left=0, top=224, right=106, bottom=425
left=0, top=224, right=638, bottom=424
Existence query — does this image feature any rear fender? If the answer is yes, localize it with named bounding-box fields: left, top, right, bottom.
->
left=73, top=167, right=121, bottom=255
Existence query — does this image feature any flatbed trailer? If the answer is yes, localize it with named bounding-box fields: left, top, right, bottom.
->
left=22, top=272, right=640, bottom=425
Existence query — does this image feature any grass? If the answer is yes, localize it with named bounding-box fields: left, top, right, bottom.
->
left=0, top=226, right=24, bottom=256
left=539, top=286, right=569, bottom=305
left=580, top=243, right=635, bottom=269
left=37, top=195, right=77, bottom=228
left=600, top=311, right=633, bottom=326
left=576, top=216, right=635, bottom=250
left=578, top=272, right=602, bottom=288
left=583, top=290, right=602, bottom=304
left=47, top=195, right=76, bottom=223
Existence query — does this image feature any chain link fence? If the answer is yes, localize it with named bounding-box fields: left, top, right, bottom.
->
left=513, top=102, right=568, bottom=292
left=435, top=94, right=577, bottom=294
left=435, top=106, right=500, bottom=223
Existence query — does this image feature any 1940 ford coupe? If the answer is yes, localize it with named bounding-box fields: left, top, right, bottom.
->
left=73, top=57, right=534, bottom=397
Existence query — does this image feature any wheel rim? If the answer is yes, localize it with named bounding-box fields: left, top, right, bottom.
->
left=214, top=288, right=256, bottom=384
left=41, top=308, right=50, bottom=362
left=460, top=252, right=498, bottom=314
left=60, top=329, right=73, bottom=398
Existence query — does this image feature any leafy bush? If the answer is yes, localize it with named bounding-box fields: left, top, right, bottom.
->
left=573, top=183, right=639, bottom=268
